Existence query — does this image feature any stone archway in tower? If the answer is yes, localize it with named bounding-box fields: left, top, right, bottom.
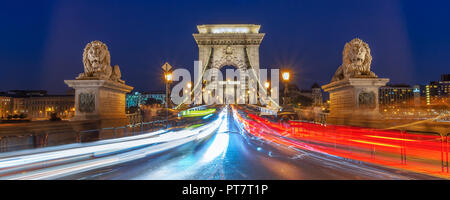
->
left=193, top=24, right=264, bottom=105
left=219, top=65, right=241, bottom=104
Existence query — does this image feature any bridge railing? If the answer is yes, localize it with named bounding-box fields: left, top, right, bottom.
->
left=0, top=109, right=219, bottom=154
left=77, top=119, right=174, bottom=143
left=0, top=119, right=176, bottom=153
left=443, top=132, right=450, bottom=173
left=126, top=112, right=143, bottom=125
left=286, top=121, right=450, bottom=176
left=235, top=106, right=450, bottom=177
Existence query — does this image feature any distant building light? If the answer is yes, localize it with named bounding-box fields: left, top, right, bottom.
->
left=212, top=27, right=249, bottom=33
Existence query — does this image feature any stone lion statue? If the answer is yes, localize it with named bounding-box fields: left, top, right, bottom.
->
left=331, top=38, right=377, bottom=82
left=76, top=40, right=124, bottom=83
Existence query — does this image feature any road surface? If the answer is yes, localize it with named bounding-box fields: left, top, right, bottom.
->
left=58, top=108, right=438, bottom=180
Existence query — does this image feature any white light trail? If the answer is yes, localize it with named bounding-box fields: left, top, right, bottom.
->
left=0, top=110, right=226, bottom=180
left=201, top=107, right=230, bottom=163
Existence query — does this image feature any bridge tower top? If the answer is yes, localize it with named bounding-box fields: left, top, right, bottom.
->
left=196, top=24, right=261, bottom=34
left=193, top=24, right=264, bottom=46
left=189, top=24, right=278, bottom=107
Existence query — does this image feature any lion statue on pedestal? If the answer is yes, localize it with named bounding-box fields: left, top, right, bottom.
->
left=331, top=38, right=377, bottom=82
left=76, top=40, right=124, bottom=83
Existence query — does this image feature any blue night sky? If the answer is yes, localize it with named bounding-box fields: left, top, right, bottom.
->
left=0, top=0, right=449, bottom=94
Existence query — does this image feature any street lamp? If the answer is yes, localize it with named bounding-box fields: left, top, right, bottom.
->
left=282, top=71, right=290, bottom=106
left=162, top=62, right=173, bottom=128
left=164, top=71, right=173, bottom=107
left=264, top=81, right=270, bottom=96
left=264, top=81, right=271, bottom=106
left=164, top=71, right=172, bottom=120
left=165, top=73, right=172, bottom=82
left=282, top=72, right=290, bottom=81
left=264, top=81, right=270, bottom=89
left=186, top=82, right=193, bottom=106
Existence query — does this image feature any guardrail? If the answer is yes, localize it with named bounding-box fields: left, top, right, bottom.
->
left=78, top=120, right=171, bottom=143
left=288, top=121, right=450, bottom=175
left=235, top=106, right=450, bottom=177
left=126, top=112, right=143, bottom=125
left=0, top=110, right=220, bottom=154
left=443, top=132, right=450, bottom=172
left=0, top=119, right=175, bottom=153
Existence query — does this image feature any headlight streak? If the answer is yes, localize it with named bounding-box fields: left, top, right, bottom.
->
left=201, top=133, right=229, bottom=163
left=128, top=108, right=231, bottom=180
left=202, top=113, right=214, bottom=119
left=7, top=136, right=201, bottom=180
left=0, top=129, right=167, bottom=161
left=0, top=110, right=227, bottom=180
left=201, top=108, right=230, bottom=163
left=0, top=129, right=168, bottom=170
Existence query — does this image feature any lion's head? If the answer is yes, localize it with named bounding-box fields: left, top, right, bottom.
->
left=331, top=38, right=377, bottom=82
left=82, top=40, right=111, bottom=74
left=342, top=38, right=372, bottom=72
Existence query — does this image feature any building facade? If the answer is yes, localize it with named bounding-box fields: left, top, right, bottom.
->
left=379, top=84, right=414, bottom=105
left=378, top=74, right=449, bottom=117
left=311, top=83, right=323, bottom=106
left=0, top=96, right=13, bottom=118
left=126, top=91, right=166, bottom=108
left=379, top=84, right=416, bottom=115
left=0, top=90, right=75, bottom=120
left=424, top=74, right=449, bottom=105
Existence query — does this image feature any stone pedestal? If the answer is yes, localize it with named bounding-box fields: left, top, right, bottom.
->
left=322, top=78, right=389, bottom=122
left=64, top=80, right=133, bottom=127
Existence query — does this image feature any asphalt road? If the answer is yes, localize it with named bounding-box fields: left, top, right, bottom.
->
left=60, top=108, right=438, bottom=180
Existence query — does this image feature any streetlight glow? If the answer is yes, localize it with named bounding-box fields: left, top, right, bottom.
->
left=264, top=81, right=270, bottom=89
left=281, top=70, right=291, bottom=106
left=165, top=73, right=172, bottom=81
left=282, top=71, right=290, bottom=81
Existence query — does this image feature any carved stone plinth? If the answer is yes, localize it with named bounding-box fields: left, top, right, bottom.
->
left=64, top=80, right=133, bottom=127
left=322, top=78, right=389, bottom=121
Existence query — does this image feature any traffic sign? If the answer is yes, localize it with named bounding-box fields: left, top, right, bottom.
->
left=161, top=62, right=172, bottom=72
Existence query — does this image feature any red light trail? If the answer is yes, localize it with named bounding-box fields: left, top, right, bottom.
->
left=232, top=106, right=449, bottom=179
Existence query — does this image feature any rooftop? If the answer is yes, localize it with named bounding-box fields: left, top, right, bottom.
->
left=0, top=90, right=73, bottom=98
left=196, top=24, right=261, bottom=34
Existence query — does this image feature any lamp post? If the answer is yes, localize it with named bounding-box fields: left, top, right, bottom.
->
left=264, top=81, right=270, bottom=93
left=282, top=71, right=290, bottom=106
left=187, top=82, right=192, bottom=106
left=164, top=72, right=172, bottom=107
left=165, top=72, right=172, bottom=126
left=162, top=62, right=173, bottom=128
left=264, top=81, right=270, bottom=105
left=187, top=82, right=192, bottom=89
